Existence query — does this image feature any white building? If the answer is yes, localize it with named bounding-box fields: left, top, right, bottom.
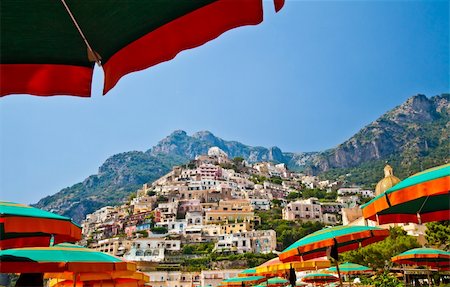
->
left=282, top=198, right=323, bottom=222
left=337, top=187, right=374, bottom=198
left=250, top=198, right=271, bottom=210
left=214, top=230, right=276, bottom=254
left=124, top=237, right=181, bottom=262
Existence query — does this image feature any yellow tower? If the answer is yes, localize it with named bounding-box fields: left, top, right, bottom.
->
left=375, top=165, right=401, bottom=196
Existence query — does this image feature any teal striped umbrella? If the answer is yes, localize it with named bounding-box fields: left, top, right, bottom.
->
left=239, top=268, right=258, bottom=277
left=328, top=262, right=372, bottom=274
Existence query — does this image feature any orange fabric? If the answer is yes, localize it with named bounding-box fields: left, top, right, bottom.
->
left=2, top=216, right=81, bottom=238
left=388, top=178, right=449, bottom=206
left=103, top=0, right=263, bottom=94
left=363, top=176, right=450, bottom=220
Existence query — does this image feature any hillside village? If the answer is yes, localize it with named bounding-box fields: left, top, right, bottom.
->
left=81, top=146, right=398, bottom=264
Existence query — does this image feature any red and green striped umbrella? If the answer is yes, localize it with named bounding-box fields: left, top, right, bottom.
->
left=327, top=262, right=372, bottom=275
left=0, top=201, right=81, bottom=250
left=361, top=163, right=450, bottom=224
left=279, top=225, right=389, bottom=262
left=391, top=248, right=450, bottom=269
left=301, top=273, right=339, bottom=285
left=1, top=0, right=284, bottom=97
left=0, top=243, right=136, bottom=273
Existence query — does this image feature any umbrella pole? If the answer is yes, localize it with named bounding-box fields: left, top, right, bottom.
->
left=335, top=261, right=343, bottom=287
left=427, top=266, right=432, bottom=287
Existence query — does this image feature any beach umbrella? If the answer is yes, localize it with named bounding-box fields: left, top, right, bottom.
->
left=279, top=225, right=389, bottom=287
left=49, top=278, right=146, bottom=287
left=279, top=226, right=389, bottom=262
left=238, top=268, right=258, bottom=277
left=266, top=277, right=289, bottom=287
left=0, top=243, right=136, bottom=273
left=1, top=0, right=284, bottom=97
left=327, top=262, right=372, bottom=275
left=361, top=163, right=450, bottom=225
left=391, top=248, right=450, bottom=270
left=221, top=276, right=266, bottom=287
left=392, top=248, right=450, bottom=287
left=45, top=270, right=149, bottom=282
left=301, top=273, right=339, bottom=285
left=255, top=257, right=331, bottom=276
left=0, top=201, right=81, bottom=250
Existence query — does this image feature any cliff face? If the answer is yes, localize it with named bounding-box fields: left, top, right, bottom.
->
left=34, top=94, right=449, bottom=222
left=309, top=94, right=449, bottom=173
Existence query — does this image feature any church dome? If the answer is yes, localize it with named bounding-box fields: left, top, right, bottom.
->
left=375, top=165, right=401, bottom=196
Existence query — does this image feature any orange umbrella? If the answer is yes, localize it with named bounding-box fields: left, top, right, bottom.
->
left=0, top=201, right=81, bottom=250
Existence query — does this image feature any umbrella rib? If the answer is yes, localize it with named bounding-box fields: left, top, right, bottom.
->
left=416, top=196, right=430, bottom=225
left=59, top=0, right=102, bottom=66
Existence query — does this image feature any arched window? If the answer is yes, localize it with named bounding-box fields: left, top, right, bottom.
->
left=135, top=249, right=144, bottom=256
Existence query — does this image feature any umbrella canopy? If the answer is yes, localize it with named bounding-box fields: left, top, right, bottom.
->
left=361, top=163, right=450, bottom=224
left=0, top=243, right=136, bottom=273
left=1, top=0, right=284, bottom=97
left=266, top=277, right=289, bottom=286
left=0, top=201, right=81, bottom=250
left=327, top=262, right=372, bottom=275
left=279, top=225, right=389, bottom=262
left=255, top=257, right=331, bottom=276
left=50, top=278, right=146, bottom=287
left=301, top=273, right=339, bottom=284
left=45, top=270, right=149, bottom=282
left=238, top=268, right=258, bottom=277
left=391, top=248, right=450, bottom=269
left=221, top=276, right=266, bottom=286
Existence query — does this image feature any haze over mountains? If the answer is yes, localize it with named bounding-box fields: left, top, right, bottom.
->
left=35, top=94, right=450, bottom=223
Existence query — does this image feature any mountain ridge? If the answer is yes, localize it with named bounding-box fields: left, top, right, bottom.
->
left=34, top=93, right=450, bottom=223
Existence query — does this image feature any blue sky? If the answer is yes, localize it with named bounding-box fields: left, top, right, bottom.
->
left=1, top=0, right=448, bottom=204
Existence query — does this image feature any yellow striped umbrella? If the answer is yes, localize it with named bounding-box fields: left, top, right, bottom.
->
left=256, top=257, right=331, bottom=276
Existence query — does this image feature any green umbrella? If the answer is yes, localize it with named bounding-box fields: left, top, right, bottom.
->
left=362, top=163, right=450, bottom=224
left=0, top=201, right=81, bottom=250
left=328, top=262, right=372, bottom=274
left=267, top=277, right=289, bottom=286
left=239, top=268, right=258, bottom=277
left=1, top=0, right=284, bottom=97
left=279, top=225, right=389, bottom=262
left=0, top=243, right=136, bottom=273
left=392, top=248, right=450, bottom=287
left=279, top=225, right=389, bottom=287
left=392, top=248, right=450, bottom=269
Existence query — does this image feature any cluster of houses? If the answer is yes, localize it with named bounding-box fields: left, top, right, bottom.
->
left=81, top=147, right=375, bottom=263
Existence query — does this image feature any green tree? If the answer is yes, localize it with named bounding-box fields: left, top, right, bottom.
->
left=361, top=271, right=403, bottom=287
left=341, top=227, right=420, bottom=270
left=151, top=226, right=168, bottom=234
left=287, top=192, right=301, bottom=201
left=425, top=221, right=450, bottom=250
